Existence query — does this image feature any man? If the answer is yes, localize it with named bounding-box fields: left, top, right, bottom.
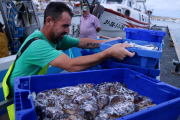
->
left=3, top=2, right=134, bottom=119
left=80, top=6, right=101, bottom=39
left=6, top=2, right=135, bottom=97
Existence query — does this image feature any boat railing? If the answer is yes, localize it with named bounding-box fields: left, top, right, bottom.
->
left=70, top=23, right=80, bottom=38
left=134, top=8, right=141, bottom=12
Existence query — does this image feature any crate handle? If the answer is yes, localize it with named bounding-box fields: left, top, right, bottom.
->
left=136, top=74, right=160, bottom=83
left=157, top=83, right=180, bottom=96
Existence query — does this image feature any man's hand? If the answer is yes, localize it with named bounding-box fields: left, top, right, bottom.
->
left=108, top=37, right=122, bottom=41
left=107, top=43, right=135, bottom=60
left=96, top=27, right=101, bottom=33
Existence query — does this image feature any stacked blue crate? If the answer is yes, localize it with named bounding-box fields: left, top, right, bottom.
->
left=100, top=39, right=162, bottom=68
left=124, top=28, right=166, bottom=43
left=125, top=28, right=166, bottom=49
left=81, top=28, right=166, bottom=78
left=81, top=49, right=160, bottom=78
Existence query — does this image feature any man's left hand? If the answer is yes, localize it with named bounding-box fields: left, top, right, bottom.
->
left=108, top=37, right=122, bottom=41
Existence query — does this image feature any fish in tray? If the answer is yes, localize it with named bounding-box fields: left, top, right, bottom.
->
left=32, top=82, right=156, bottom=120
left=124, top=41, right=159, bottom=51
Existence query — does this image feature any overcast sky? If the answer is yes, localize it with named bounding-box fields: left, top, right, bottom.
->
left=145, top=0, right=180, bottom=18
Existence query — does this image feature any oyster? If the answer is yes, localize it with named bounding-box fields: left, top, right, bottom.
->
left=97, top=94, right=110, bottom=109
left=77, top=83, right=94, bottom=93
left=95, top=83, right=110, bottom=95
left=59, top=86, right=82, bottom=96
left=107, top=102, right=136, bottom=117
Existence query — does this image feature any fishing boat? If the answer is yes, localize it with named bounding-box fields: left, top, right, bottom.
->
left=174, top=19, right=180, bottom=23
left=73, top=0, right=152, bottom=38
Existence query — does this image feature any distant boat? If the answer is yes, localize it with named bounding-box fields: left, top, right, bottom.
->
left=166, top=19, right=174, bottom=22
left=174, top=19, right=180, bottom=23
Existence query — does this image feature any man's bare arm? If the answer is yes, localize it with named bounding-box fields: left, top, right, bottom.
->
left=77, top=37, right=123, bottom=49
left=49, top=43, right=135, bottom=72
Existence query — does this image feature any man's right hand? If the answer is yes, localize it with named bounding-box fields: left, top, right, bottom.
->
left=107, top=43, right=135, bottom=60
left=49, top=43, right=135, bottom=72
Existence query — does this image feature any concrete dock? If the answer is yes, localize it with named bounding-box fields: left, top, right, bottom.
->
left=156, top=27, right=180, bottom=88
left=152, top=26, right=180, bottom=120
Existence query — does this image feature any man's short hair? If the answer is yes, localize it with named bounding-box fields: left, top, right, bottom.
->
left=44, top=2, right=73, bottom=24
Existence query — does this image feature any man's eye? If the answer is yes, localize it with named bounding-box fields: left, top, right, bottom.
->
left=62, top=25, right=69, bottom=28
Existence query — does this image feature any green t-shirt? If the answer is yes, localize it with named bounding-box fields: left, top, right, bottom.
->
left=8, top=30, right=79, bottom=95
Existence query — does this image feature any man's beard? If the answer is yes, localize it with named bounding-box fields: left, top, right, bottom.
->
left=51, top=31, right=67, bottom=42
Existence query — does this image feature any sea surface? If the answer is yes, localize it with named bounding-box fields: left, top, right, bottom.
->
left=0, top=14, right=180, bottom=47
left=150, top=20, right=180, bottom=47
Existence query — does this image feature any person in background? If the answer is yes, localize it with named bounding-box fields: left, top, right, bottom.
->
left=0, top=22, right=6, bottom=33
left=0, top=22, right=9, bottom=58
left=80, top=6, right=101, bottom=39
left=3, top=2, right=135, bottom=119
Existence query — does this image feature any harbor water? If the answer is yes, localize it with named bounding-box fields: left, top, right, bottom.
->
left=150, top=20, right=180, bottom=47
left=0, top=14, right=180, bottom=47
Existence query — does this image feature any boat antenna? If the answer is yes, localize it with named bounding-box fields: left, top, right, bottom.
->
left=68, top=0, right=74, bottom=9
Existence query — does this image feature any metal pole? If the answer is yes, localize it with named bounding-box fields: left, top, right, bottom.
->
left=72, top=25, right=74, bottom=35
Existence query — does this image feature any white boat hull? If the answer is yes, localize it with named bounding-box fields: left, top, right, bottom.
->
left=98, top=8, right=150, bottom=38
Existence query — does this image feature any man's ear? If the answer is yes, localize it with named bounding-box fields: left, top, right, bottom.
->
left=46, top=17, right=52, bottom=26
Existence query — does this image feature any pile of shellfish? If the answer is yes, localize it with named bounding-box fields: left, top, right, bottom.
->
left=32, top=82, right=156, bottom=120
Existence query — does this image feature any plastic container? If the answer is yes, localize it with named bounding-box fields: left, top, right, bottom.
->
left=100, top=39, right=162, bottom=68
left=125, top=28, right=166, bottom=43
left=14, top=68, right=180, bottom=120
left=86, top=48, right=102, bottom=53
left=100, top=61, right=160, bottom=78
left=81, top=49, right=96, bottom=56
left=17, top=28, right=24, bottom=38
left=81, top=49, right=102, bottom=70
left=81, top=49, right=160, bottom=78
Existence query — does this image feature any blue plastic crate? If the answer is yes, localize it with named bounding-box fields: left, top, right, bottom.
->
left=100, top=39, right=162, bottom=68
left=81, top=49, right=160, bottom=77
left=17, top=28, right=24, bottom=38
left=81, top=49, right=102, bottom=70
left=14, top=68, right=180, bottom=120
left=125, top=28, right=166, bottom=43
left=81, top=49, right=96, bottom=56
left=100, top=61, right=160, bottom=78
left=86, top=48, right=102, bottom=53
